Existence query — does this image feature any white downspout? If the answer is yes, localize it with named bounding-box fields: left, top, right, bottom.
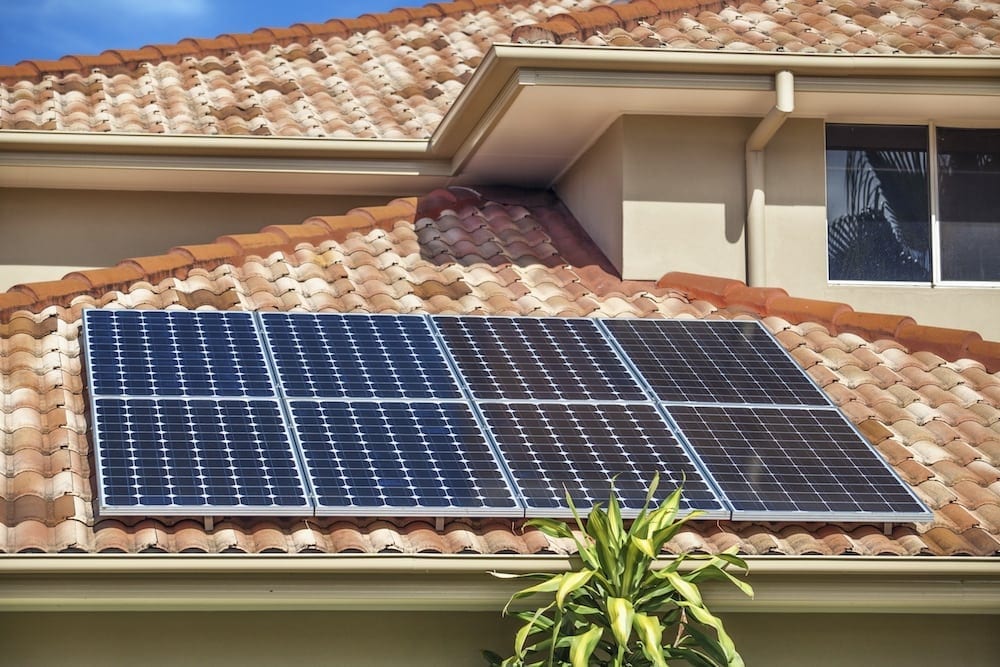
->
left=745, top=70, right=794, bottom=287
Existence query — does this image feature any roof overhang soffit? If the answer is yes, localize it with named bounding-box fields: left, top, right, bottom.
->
left=1, top=554, right=998, bottom=613
left=1, top=45, right=998, bottom=194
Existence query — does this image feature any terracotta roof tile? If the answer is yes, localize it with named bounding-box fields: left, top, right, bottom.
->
left=0, top=186, right=998, bottom=558
left=3, top=1, right=998, bottom=136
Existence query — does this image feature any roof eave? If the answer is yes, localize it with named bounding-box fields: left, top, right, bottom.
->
left=2, top=554, right=998, bottom=613
left=2, top=46, right=998, bottom=194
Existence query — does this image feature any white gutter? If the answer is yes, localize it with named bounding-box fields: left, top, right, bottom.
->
left=0, top=554, right=997, bottom=613
left=745, top=70, right=794, bottom=287
left=0, top=131, right=429, bottom=158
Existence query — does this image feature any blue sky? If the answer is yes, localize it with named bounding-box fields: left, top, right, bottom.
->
left=0, top=1, right=404, bottom=65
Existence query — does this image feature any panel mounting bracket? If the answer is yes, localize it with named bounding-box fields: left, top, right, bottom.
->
left=204, top=516, right=215, bottom=532
left=435, top=516, right=445, bottom=532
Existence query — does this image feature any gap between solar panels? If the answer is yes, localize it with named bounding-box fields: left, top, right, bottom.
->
left=81, top=309, right=933, bottom=523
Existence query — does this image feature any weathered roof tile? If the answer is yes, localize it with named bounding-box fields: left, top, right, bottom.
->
left=1, top=182, right=999, bottom=558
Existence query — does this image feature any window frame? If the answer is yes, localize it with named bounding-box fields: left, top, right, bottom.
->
left=824, top=121, right=1000, bottom=289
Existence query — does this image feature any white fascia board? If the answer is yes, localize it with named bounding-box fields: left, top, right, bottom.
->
left=0, top=554, right=997, bottom=613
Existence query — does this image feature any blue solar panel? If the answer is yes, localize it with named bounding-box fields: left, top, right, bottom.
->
left=434, top=316, right=645, bottom=402
left=92, top=398, right=310, bottom=513
left=603, top=319, right=829, bottom=406
left=666, top=405, right=931, bottom=521
left=84, top=309, right=273, bottom=397
left=288, top=400, right=521, bottom=515
left=261, top=313, right=463, bottom=400
left=81, top=309, right=931, bottom=523
left=478, top=402, right=727, bottom=518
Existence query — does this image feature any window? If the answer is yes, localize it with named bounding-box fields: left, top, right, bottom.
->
left=826, top=124, right=1000, bottom=285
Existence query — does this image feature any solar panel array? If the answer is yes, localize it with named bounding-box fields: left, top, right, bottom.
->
left=83, top=310, right=932, bottom=521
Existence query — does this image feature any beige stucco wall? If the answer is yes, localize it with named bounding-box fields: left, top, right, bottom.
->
left=559, top=114, right=998, bottom=339
left=0, top=188, right=386, bottom=291
left=621, top=115, right=753, bottom=282
left=556, top=116, right=751, bottom=282
left=0, top=610, right=996, bottom=666
left=764, top=119, right=1000, bottom=340
left=554, top=118, right=625, bottom=271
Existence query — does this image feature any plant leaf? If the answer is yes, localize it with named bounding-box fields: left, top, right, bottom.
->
left=630, top=534, right=657, bottom=560
left=677, top=602, right=743, bottom=667
left=569, top=624, right=604, bottom=667
left=633, top=612, right=668, bottom=667
left=606, top=596, right=635, bottom=647
left=606, top=477, right=624, bottom=549
left=663, top=570, right=704, bottom=607
left=524, top=517, right=574, bottom=539
left=556, top=569, right=596, bottom=610
left=504, top=574, right=567, bottom=614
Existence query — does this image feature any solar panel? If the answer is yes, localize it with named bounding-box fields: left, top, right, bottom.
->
left=434, top=316, right=646, bottom=402
left=603, top=319, right=829, bottom=406
left=92, top=398, right=310, bottom=514
left=288, top=400, right=521, bottom=516
left=478, top=402, right=727, bottom=518
left=83, top=309, right=310, bottom=516
left=82, top=309, right=931, bottom=524
left=667, top=405, right=931, bottom=521
left=84, top=309, right=274, bottom=397
left=261, top=313, right=463, bottom=400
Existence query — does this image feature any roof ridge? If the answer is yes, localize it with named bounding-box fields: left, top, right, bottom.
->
left=0, top=0, right=509, bottom=84
left=510, top=0, right=729, bottom=43
left=656, top=272, right=1000, bottom=373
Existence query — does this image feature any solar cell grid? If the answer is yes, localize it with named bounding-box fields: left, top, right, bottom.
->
left=82, top=309, right=930, bottom=523
left=434, top=316, right=645, bottom=402
left=603, top=319, right=829, bottom=406
left=667, top=405, right=929, bottom=519
left=84, top=310, right=273, bottom=397
left=288, top=400, right=520, bottom=515
left=479, top=402, right=726, bottom=516
left=93, top=397, right=310, bottom=513
left=262, top=313, right=463, bottom=400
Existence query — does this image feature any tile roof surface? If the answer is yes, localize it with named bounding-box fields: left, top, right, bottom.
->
left=2, top=0, right=998, bottom=136
left=1, top=186, right=998, bottom=556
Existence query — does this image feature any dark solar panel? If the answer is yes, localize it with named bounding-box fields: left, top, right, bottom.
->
left=262, top=313, right=463, bottom=400
left=667, top=405, right=931, bottom=520
left=84, top=309, right=273, bottom=397
left=603, top=319, right=829, bottom=406
left=434, top=316, right=645, bottom=402
left=82, top=309, right=931, bottom=523
left=288, top=400, right=521, bottom=515
left=92, top=398, right=310, bottom=513
left=479, top=402, right=727, bottom=517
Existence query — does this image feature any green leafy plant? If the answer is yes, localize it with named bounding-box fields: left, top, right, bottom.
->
left=484, top=476, right=752, bottom=667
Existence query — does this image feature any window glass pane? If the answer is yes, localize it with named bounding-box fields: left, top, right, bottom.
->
left=826, top=124, right=931, bottom=282
left=937, top=127, right=1000, bottom=282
